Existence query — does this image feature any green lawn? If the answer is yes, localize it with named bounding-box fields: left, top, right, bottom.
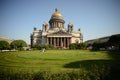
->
left=0, top=50, right=120, bottom=80
left=0, top=50, right=115, bottom=73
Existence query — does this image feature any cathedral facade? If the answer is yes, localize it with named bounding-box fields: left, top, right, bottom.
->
left=30, top=8, right=83, bottom=48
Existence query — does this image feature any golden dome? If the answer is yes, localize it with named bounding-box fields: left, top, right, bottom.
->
left=51, top=8, right=63, bottom=19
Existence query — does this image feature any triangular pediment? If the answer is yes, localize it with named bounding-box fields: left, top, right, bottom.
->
left=47, top=30, right=72, bottom=37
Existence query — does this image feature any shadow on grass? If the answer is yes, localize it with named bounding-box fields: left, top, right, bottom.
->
left=106, top=50, right=120, bottom=80
left=64, top=50, right=120, bottom=80
left=64, top=60, right=115, bottom=69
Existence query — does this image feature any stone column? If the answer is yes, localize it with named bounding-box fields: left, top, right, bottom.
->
left=62, top=23, right=63, bottom=28
left=48, top=37, right=49, bottom=44
left=57, top=22, right=59, bottom=27
left=63, top=37, right=64, bottom=47
left=50, top=37, right=52, bottom=45
left=58, top=37, right=60, bottom=47
left=60, top=23, right=61, bottom=27
left=55, top=22, right=56, bottom=27
left=49, top=37, right=50, bottom=44
left=58, top=22, right=59, bottom=27
left=69, top=38, right=71, bottom=44
left=67, top=38, right=69, bottom=48
left=56, top=37, right=59, bottom=46
left=51, top=23, right=53, bottom=28
left=61, top=37, right=62, bottom=47
left=47, top=37, right=48, bottom=44
left=52, top=37, right=53, bottom=45
left=64, top=37, right=66, bottom=47
left=56, top=22, right=57, bottom=27
left=54, top=37, right=56, bottom=47
left=49, top=38, right=51, bottom=44
left=55, top=37, right=56, bottom=47
left=53, top=23, right=54, bottom=28
left=54, top=22, right=55, bottom=28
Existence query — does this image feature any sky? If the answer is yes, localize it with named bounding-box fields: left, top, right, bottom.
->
left=0, top=0, right=120, bottom=44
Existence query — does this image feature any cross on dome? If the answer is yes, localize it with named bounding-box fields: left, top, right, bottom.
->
left=55, top=8, right=58, bottom=12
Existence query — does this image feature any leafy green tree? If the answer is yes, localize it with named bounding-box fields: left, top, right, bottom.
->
left=10, top=40, right=27, bottom=50
left=80, top=43, right=87, bottom=49
left=0, top=41, right=10, bottom=50
left=92, top=41, right=107, bottom=51
left=107, top=34, right=120, bottom=50
left=92, top=42, right=100, bottom=50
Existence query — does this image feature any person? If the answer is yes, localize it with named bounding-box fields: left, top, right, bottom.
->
left=42, top=48, right=45, bottom=52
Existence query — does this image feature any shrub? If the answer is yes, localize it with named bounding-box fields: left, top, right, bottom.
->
left=0, top=65, right=110, bottom=80
left=33, top=44, right=54, bottom=50
left=69, top=43, right=87, bottom=50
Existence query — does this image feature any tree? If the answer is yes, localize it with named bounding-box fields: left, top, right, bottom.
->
left=92, top=41, right=107, bottom=51
left=80, top=43, right=87, bottom=49
left=107, top=34, right=120, bottom=50
left=10, top=40, right=27, bottom=50
left=92, top=42, right=100, bottom=50
left=0, top=41, right=10, bottom=50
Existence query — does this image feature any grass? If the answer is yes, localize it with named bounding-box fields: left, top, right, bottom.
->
left=0, top=50, right=120, bottom=80
left=0, top=50, right=111, bottom=72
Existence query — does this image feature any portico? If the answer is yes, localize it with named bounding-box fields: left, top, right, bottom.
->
left=47, top=36, right=71, bottom=48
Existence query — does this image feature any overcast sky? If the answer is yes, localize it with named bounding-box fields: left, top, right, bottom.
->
left=0, top=0, right=120, bottom=44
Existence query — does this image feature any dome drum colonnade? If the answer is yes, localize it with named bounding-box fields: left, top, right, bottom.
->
left=49, top=8, right=65, bottom=29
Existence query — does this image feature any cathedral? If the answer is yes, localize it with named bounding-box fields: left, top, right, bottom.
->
left=30, top=8, right=83, bottom=48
